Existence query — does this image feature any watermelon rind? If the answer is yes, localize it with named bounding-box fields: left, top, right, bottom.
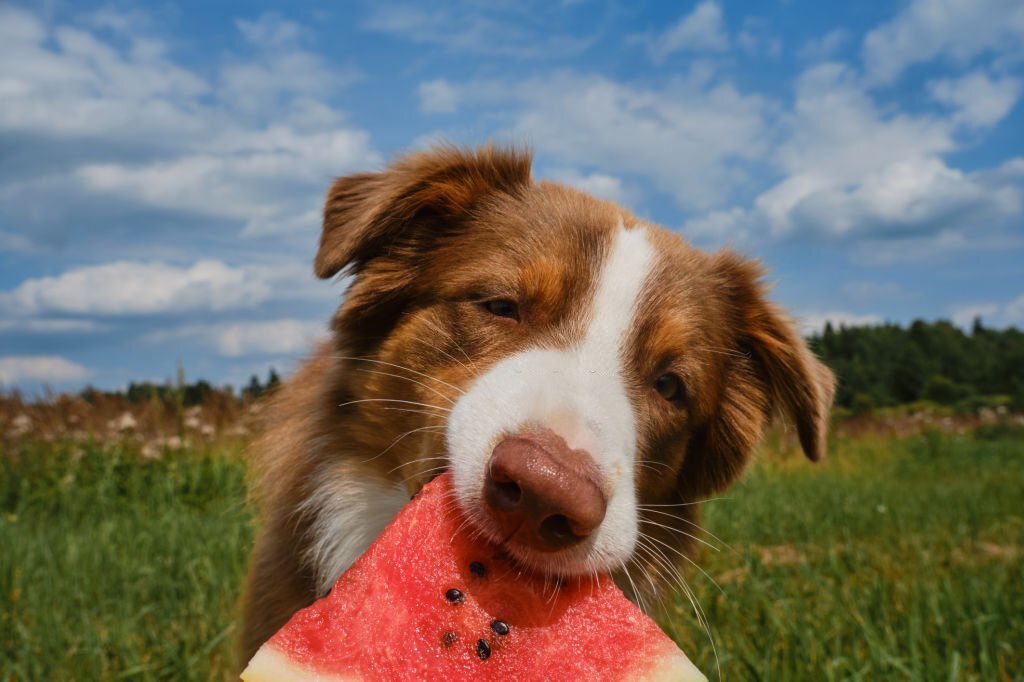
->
left=242, top=640, right=705, bottom=682
left=242, top=645, right=356, bottom=682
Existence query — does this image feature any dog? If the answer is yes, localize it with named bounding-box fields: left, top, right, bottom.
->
left=239, top=145, right=836, bottom=662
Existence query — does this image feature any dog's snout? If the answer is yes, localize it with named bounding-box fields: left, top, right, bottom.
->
left=484, top=430, right=607, bottom=552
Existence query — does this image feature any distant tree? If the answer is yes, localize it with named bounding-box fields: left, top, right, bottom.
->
left=921, top=375, right=971, bottom=405
left=244, top=374, right=263, bottom=400
left=183, top=379, right=213, bottom=406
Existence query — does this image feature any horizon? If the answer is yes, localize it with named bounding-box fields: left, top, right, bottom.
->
left=1, top=0, right=1022, bottom=393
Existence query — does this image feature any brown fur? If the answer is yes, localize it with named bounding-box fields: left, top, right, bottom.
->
left=239, top=145, right=835, bottom=665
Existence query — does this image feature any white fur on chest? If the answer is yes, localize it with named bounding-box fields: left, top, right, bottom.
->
left=302, top=469, right=409, bottom=596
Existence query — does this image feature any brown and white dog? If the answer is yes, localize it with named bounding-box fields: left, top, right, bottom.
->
left=240, top=145, right=835, bottom=661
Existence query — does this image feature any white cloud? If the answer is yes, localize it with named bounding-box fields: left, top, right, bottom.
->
left=222, top=14, right=361, bottom=115
left=0, top=6, right=209, bottom=141
left=951, top=303, right=1001, bottom=328
left=951, top=294, right=1024, bottom=328
left=463, top=71, right=769, bottom=211
left=850, top=229, right=1024, bottom=267
left=362, top=4, right=594, bottom=58
left=862, top=0, right=1024, bottom=85
left=544, top=168, right=630, bottom=204
left=638, top=1, right=729, bottom=62
left=75, top=125, right=376, bottom=237
left=928, top=71, right=1022, bottom=128
left=768, top=157, right=1018, bottom=238
left=144, top=319, right=326, bottom=357
left=418, top=79, right=459, bottom=114
left=0, top=260, right=329, bottom=316
left=778, top=63, right=954, bottom=182
left=214, top=319, right=326, bottom=357
left=798, top=29, right=849, bottom=62
left=0, top=355, right=91, bottom=384
left=0, top=318, right=103, bottom=333
left=796, top=311, right=883, bottom=336
left=0, top=230, right=32, bottom=252
left=736, top=17, right=781, bottom=59
left=841, top=281, right=912, bottom=300
left=236, top=13, right=304, bottom=47
left=684, top=64, right=1024, bottom=250
left=0, top=5, right=379, bottom=247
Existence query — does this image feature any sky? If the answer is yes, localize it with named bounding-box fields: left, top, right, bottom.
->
left=1, top=0, right=1022, bottom=393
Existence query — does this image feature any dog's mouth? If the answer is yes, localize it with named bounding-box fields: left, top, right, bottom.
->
left=446, top=488, right=613, bottom=580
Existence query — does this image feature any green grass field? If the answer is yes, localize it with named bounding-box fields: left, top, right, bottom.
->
left=2, top=428, right=1022, bottom=680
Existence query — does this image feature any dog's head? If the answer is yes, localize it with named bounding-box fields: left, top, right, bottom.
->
left=316, top=145, right=835, bottom=585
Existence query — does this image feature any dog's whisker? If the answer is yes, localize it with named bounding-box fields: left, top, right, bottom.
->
left=636, top=458, right=674, bottom=473
left=637, top=497, right=730, bottom=508
left=631, top=542, right=672, bottom=616
left=623, top=556, right=650, bottom=617
left=638, top=534, right=722, bottom=682
left=333, top=355, right=466, bottom=396
left=691, top=343, right=751, bottom=360
left=399, top=465, right=449, bottom=488
left=338, top=397, right=452, bottom=412
left=639, top=528, right=727, bottom=598
left=355, top=368, right=457, bottom=406
left=386, top=456, right=449, bottom=476
left=360, top=426, right=447, bottom=465
left=636, top=462, right=672, bottom=478
left=638, top=516, right=720, bottom=553
left=638, top=507, right=737, bottom=554
left=631, top=545, right=669, bottom=616
left=419, top=317, right=479, bottom=373
left=376, top=407, right=450, bottom=420
left=449, top=512, right=480, bottom=545
left=638, top=536, right=693, bottom=605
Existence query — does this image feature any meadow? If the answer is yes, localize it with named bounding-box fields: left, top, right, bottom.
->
left=2, top=424, right=1022, bottom=680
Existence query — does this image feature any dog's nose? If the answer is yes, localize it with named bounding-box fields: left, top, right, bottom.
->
left=484, top=429, right=607, bottom=552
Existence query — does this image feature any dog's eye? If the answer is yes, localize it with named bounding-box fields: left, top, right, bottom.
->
left=654, top=373, right=684, bottom=402
left=483, top=299, right=519, bottom=320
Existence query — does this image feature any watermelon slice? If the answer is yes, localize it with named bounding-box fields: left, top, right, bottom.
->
left=242, top=473, right=705, bottom=681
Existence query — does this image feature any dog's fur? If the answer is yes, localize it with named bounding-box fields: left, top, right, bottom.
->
left=239, top=145, right=836, bottom=662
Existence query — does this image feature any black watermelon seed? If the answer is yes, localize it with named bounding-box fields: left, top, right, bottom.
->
left=469, top=561, right=486, bottom=577
left=445, top=588, right=464, bottom=604
left=442, top=631, right=457, bottom=647
left=476, top=639, right=491, bottom=660
left=490, top=620, right=510, bottom=636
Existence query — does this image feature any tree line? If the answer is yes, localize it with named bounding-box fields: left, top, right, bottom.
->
left=67, top=319, right=1023, bottom=415
left=808, top=319, right=1024, bottom=413
left=80, top=367, right=281, bottom=407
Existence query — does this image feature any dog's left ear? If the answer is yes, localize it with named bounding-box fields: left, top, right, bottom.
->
left=314, top=144, right=532, bottom=279
left=717, top=251, right=837, bottom=462
left=680, top=252, right=836, bottom=497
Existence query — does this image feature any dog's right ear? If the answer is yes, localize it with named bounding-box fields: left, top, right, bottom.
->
left=314, top=145, right=533, bottom=279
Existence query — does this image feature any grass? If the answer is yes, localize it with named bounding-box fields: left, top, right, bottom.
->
left=1, top=444, right=252, bottom=681
left=670, top=428, right=1024, bottom=681
left=2, top=429, right=1022, bottom=680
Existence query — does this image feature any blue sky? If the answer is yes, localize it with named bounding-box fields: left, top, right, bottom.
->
left=1, top=0, right=1022, bottom=393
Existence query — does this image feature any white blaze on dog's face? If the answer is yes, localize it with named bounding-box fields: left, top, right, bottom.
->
left=447, top=224, right=654, bottom=575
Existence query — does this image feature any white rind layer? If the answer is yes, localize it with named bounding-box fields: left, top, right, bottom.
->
left=637, top=646, right=708, bottom=682
left=241, top=642, right=706, bottom=682
left=240, top=645, right=357, bottom=682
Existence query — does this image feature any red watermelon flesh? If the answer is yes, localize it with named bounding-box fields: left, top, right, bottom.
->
left=242, top=473, right=705, bottom=681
